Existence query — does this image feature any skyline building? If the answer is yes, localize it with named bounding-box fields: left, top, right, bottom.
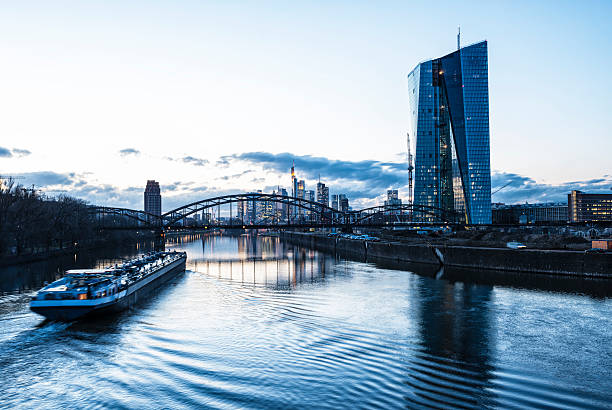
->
left=492, top=202, right=568, bottom=224
left=290, top=162, right=298, bottom=221
left=407, top=39, right=492, bottom=224
left=316, top=182, right=329, bottom=207
left=144, top=180, right=161, bottom=219
left=331, top=194, right=339, bottom=211
left=568, top=190, right=612, bottom=222
left=307, top=190, right=315, bottom=220
left=339, top=196, right=349, bottom=212
left=291, top=161, right=297, bottom=199
left=384, top=189, right=402, bottom=215
left=297, top=179, right=305, bottom=219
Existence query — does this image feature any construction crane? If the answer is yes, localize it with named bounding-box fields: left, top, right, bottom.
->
left=491, top=181, right=513, bottom=197
left=407, top=132, right=414, bottom=221
left=407, top=132, right=414, bottom=206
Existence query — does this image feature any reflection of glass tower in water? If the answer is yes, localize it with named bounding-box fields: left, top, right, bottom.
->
left=407, top=40, right=491, bottom=224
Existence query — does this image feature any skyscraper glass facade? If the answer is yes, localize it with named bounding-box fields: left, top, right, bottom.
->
left=407, top=40, right=491, bottom=224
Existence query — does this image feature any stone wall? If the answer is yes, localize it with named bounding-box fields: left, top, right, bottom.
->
left=280, top=232, right=611, bottom=277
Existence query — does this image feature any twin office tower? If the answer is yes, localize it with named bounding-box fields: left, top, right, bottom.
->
left=408, top=40, right=491, bottom=224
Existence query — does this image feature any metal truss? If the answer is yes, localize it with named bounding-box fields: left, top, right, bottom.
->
left=89, top=195, right=459, bottom=230
left=354, top=204, right=462, bottom=224
left=162, top=193, right=345, bottom=227
left=88, top=206, right=164, bottom=227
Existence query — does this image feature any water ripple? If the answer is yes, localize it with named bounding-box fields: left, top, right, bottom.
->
left=1, top=235, right=611, bottom=409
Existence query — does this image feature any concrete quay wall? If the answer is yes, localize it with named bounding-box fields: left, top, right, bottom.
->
left=280, top=232, right=611, bottom=277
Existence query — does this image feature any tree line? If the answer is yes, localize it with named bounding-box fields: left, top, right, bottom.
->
left=0, top=178, right=141, bottom=257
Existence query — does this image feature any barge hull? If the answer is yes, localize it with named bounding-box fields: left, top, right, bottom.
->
left=31, top=257, right=186, bottom=321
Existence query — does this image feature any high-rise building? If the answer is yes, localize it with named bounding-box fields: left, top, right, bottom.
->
left=144, top=180, right=161, bottom=219
left=273, top=187, right=289, bottom=221
left=384, top=189, right=402, bottom=215
left=407, top=40, right=491, bottom=224
left=290, top=162, right=298, bottom=222
left=306, top=190, right=315, bottom=220
left=296, top=180, right=306, bottom=219
left=331, top=194, right=339, bottom=211
left=236, top=200, right=246, bottom=222
left=568, top=191, right=612, bottom=222
left=291, top=162, right=297, bottom=198
left=316, top=182, right=329, bottom=207
left=340, top=197, right=349, bottom=212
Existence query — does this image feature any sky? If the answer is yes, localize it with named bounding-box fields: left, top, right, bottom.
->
left=0, top=0, right=611, bottom=211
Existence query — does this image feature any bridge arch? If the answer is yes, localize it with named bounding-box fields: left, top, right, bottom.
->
left=354, top=204, right=461, bottom=224
left=162, top=193, right=346, bottom=227
left=88, top=206, right=164, bottom=227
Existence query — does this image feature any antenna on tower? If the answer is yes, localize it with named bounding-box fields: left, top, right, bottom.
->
left=457, top=26, right=461, bottom=50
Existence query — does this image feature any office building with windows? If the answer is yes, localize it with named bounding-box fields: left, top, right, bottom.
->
left=331, top=194, right=339, bottom=211
left=407, top=40, right=491, bottom=224
left=144, top=180, right=162, bottom=218
left=568, top=191, right=612, bottom=222
left=316, top=182, right=329, bottom=208
left=492, top=202, right=568, bottom=224
left=384, top=189, right=403, bottom=215
left=339, top=197, right=349, bottom=212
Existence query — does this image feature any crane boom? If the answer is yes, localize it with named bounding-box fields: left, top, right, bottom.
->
left=407, top=132, right=414, bottom=206
left=491, top=181, right=513, bottom=196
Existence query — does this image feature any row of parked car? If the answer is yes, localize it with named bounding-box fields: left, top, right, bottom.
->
left=326, top=232, right=380, bottom=242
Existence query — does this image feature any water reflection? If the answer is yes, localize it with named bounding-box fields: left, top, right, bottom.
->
left=167, top=234, right=337, bottom=289
left=0, top=233, right=610, bottom=409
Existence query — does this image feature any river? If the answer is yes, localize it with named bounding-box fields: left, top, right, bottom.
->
left=1, top=233, right=611, bottom=409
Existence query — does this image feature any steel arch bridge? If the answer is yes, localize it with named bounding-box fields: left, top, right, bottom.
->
left=353, top=204, right=462, bottom=224
left=89, top=193, right=460, bottom=230
left=89, top=206, right=165, bottom=227
left=163, top=193, right=344, bottom=226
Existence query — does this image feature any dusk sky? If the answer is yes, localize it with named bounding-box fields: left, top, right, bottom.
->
left=1, top=0, right=610, bottom=211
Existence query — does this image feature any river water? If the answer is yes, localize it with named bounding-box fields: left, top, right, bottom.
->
left=1, top=234, right=611, bottom=409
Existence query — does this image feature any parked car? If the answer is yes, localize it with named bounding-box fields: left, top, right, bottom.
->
left=361, top=235, right=380, bottom=242
left=585, top=248, right=605, bottom=254
left=506, top=241, right=527, bottom=249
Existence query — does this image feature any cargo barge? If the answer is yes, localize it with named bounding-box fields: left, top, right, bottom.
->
left=30, top=251, right=187, bottom=321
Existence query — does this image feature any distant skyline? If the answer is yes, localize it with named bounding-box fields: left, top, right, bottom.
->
left=1, top=1, right=611, bottom=210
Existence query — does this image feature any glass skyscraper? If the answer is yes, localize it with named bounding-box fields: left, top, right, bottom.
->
left=407, top=40, right=491, bottom=224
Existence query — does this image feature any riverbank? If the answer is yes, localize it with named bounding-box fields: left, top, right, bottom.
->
left=280, top=232, right=612, bottom=277
left=0, top=231, right=159, bottom=267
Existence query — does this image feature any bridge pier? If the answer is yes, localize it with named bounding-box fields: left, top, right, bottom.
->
left=154, top=229, right=165, bottom=251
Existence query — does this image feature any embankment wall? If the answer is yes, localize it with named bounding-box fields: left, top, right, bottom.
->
left=280, top=232, right=611, bottom=277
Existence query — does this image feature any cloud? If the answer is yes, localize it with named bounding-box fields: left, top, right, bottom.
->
left=181, top=156, right=208, bottom=166
left=223, top=151, right=407, bottom=200
left=218, top=151, right=612, bottom=207
left=0, top=147, right=12, bottom=157
left=217, top=170, right=254, bottom=181
left=491, top=171, right=612, bottom=204
left=165, top=155, right=209, bottom=167
left=119, top=148, right=140, bottom=156
left=12, top=148, right=31, bottom=157
left=15, top=171, right=76, bottom=186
